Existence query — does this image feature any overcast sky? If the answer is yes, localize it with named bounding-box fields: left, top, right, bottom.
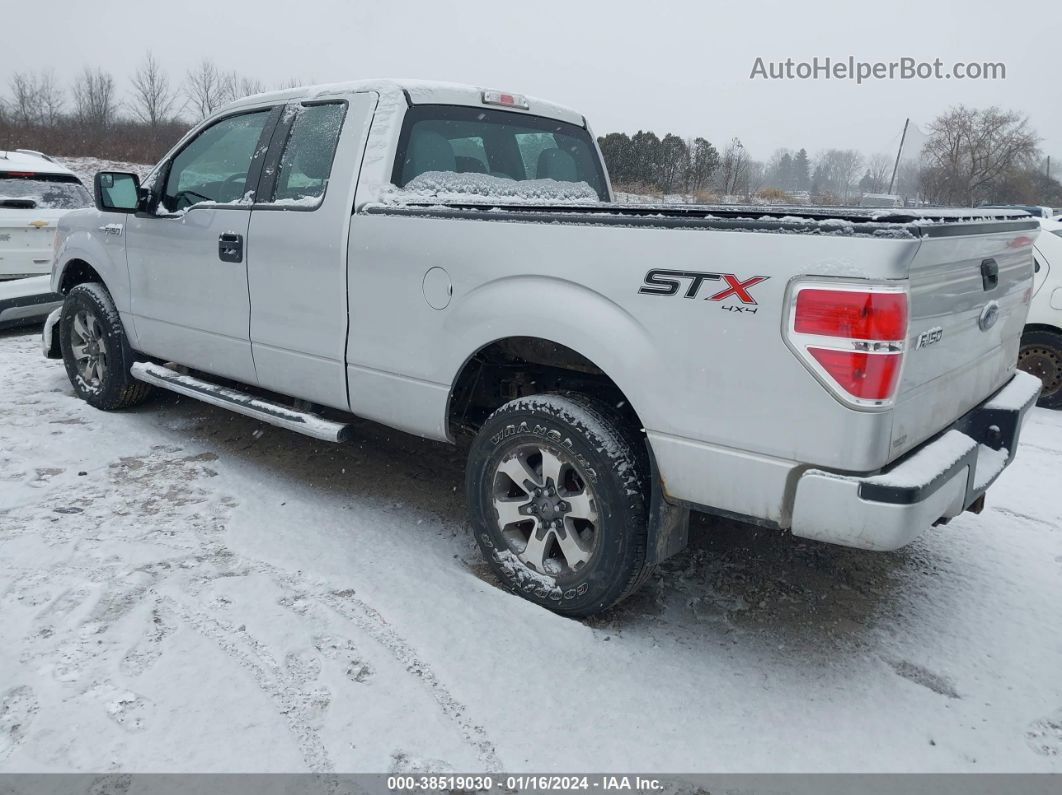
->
left=2, top=0, right=1059, bottom=165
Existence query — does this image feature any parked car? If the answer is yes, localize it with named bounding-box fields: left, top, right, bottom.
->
left=981, top=203, right=1054, bottom=219
left=1, top=150, right=92, bottom=280
left=0, top=275, right=62, bottom=330
left=0, top=150, right=84, bottom=329
left=1018, top=217, right=1062, bottom=408
left=41, top=80, right=1041, bottom=616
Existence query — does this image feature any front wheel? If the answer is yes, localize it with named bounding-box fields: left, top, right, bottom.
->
left=1018, top=329, right=1062, bottom=409
left=466, top=393, right=653, bottom=617
left=59, top=282, right=153, bottom=411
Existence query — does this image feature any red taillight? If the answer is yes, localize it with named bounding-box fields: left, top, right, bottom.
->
left=788, top=285, right=908, bottom=406
left=795, top=289, right=907, bottom=341
left=807, top=348, right=902, bottom=401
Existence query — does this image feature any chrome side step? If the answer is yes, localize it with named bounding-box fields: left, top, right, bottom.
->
left=131, top=361, right=354, bottom=443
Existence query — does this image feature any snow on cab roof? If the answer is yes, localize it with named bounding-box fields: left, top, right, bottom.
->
left=0, top=150, right=74, bottom=177
left=222, top=79, right=586, bottom=127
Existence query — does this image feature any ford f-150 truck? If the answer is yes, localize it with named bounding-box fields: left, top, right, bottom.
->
left=43, top=79, right=1042, bottom=616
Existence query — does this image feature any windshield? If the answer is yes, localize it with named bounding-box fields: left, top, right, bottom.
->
left=393, top=104, right=609, bottom=201
left=0, top=173, right=92, bottom=210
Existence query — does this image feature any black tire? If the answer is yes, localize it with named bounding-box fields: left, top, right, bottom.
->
left=59, top=282, right=153, bottom=411
left=1018, top=329, right=1062, bottom=410
left=466, top=393, right=653, bottom=617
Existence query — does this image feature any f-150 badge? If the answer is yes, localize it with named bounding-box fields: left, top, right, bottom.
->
left=639, top=270, right=768, bottom=304
left=915, top=326, right=944, bottom=348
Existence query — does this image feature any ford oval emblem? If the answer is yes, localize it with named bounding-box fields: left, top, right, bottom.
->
left=978, top=300, right=1000, bottom=332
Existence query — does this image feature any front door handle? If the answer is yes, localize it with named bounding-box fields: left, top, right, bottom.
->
left=219, top=232, right=243, bottom=263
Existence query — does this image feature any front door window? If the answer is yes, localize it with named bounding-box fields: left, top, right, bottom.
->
left=162, top=111, right=271, bottom=211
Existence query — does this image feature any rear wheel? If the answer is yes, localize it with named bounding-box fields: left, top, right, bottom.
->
left=60, top=283, right=153, bottom=411
left=466, top=393, right=652, bottom=617
left=1018, top=329, right=1062, bottom=409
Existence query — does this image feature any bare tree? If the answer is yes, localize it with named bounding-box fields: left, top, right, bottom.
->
left=131, top=51, right=178, bottom=127
left=922, top=105, right=1040, bottom=205
left=834, top=149, right=863, bottom=203
left=8, top=72, right=39, bottom=124
left=185, top=59, right=223, bottom=120
left=865, top=153, right=892, bottom=193
left=814, top=149, right=863, bottom=203
left=73, top=66, right=117, bottom=127
left=218, top=71, right=265, bottom=105
left=717, top=137, right=750, bottom=196
left=7, top=70, right=62, bottom=125
left=276, top=77, right=309, bottom=90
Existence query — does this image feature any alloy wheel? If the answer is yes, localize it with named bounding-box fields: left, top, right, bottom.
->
left=491, top=443, right=600, bottom=577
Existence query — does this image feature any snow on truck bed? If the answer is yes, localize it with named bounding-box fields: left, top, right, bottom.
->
left=1, top=329, right=1062, bottom=773
left=375, top=175, right=1037, bottom=238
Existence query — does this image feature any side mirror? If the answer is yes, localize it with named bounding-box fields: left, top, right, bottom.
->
left=94, top=171, right=142, bottom=212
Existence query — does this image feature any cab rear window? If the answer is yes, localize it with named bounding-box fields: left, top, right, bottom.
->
left=392, top=104, right=608, bottom=200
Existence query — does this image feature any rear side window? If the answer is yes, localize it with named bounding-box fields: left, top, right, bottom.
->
left=269, top=102, right=347, bottom=207
left=393, top=104, right=608, bottom=200
left=0, top=173, right=91, bottom=210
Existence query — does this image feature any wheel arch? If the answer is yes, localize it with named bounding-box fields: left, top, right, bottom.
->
left=57, top=258, right=104, bottom=294
left=446, top=335, right=648, bottom=440
left=440, top=275, right=660, bottom=439
left=1023, top=322, right=1062, bottom=336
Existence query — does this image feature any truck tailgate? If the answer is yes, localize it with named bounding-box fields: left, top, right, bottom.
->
left=889, top=223, right=1036, bottom=460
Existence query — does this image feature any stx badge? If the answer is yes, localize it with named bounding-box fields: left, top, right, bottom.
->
left=639, top=270, right=769, bottom=304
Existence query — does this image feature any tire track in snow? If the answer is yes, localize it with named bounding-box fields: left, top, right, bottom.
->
left=0, top=685, right=39, bottom=763
left=161, top=596, right=335, bottom=773
left=316, top=587, right=504, bottom=773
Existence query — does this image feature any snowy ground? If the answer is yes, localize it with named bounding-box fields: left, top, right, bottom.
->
left=56, top=157, right=154, bottom=187
left=1, top=325, right=1061, bottom=774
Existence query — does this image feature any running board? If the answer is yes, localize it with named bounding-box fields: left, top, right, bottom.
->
left=131, top=361, right=354, bottom=443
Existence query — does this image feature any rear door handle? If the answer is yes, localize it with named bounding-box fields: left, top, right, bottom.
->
left=981, top=258, right=999, bottom=291
left=219, top=232, right=243, bottom=263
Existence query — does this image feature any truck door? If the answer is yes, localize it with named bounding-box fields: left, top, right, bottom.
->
left=246, top=92, right=377, bottom=410
left=126, top=107, right=279, bottom=385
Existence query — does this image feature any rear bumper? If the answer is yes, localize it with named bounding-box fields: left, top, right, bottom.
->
left=790, top=370, right=1042, bottom=550
left=0, top=248, right=54, bottom=279
left=0, top=282, right=62, bottom=330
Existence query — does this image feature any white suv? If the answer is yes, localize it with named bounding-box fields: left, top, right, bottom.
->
left=1019, top=217, right=1062, bottom=408
left=0, top=150, right=92, bottom=280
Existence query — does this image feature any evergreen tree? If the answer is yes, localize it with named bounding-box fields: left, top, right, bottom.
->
left=658, top=133, right=688, bottom=193
left=686, top=137, right=720, bottom=192
left=630, top=130, right=662, bottom=186
left=859, top=169, right=874, bottom=194
left=777, top=152, right=794, bottom=191
left=793, top=148, right=811, bottom=192
left=597, top=132, right=633, bottom=184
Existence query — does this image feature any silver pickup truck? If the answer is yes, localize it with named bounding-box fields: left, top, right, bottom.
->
left=43, top=79, right=1042, bottom=616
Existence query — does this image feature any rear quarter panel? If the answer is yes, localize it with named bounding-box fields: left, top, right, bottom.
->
left=345, top=212, right=923, bottom=473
